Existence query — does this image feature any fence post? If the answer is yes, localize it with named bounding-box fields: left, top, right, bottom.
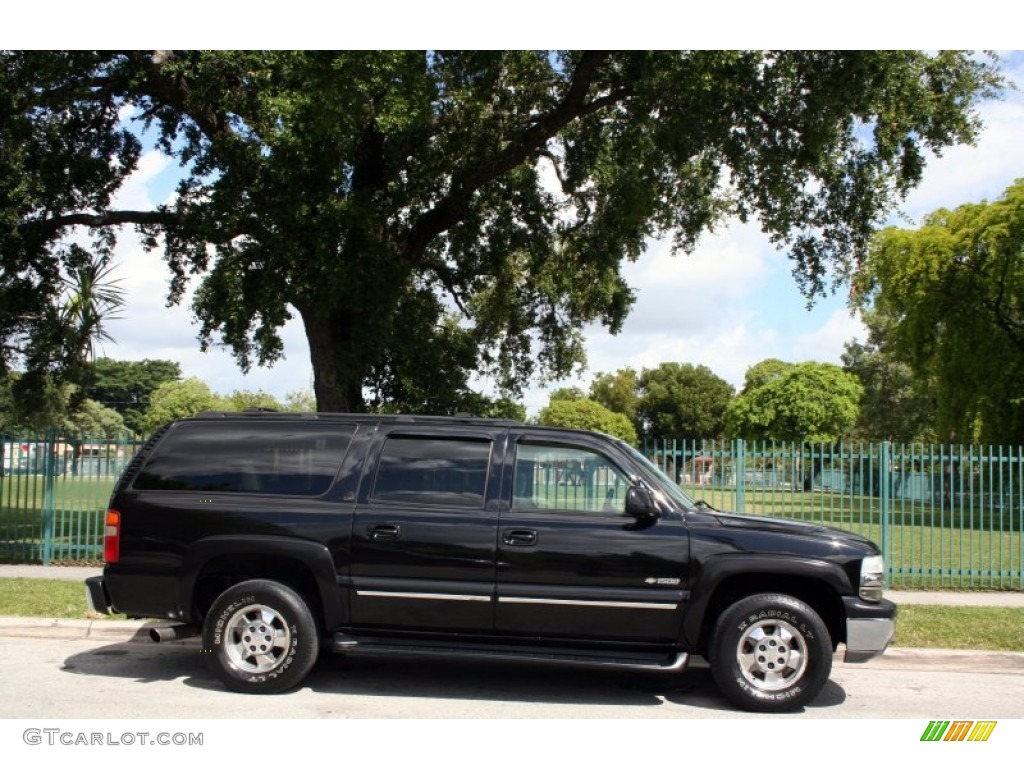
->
left=735, top=438, right=746, bottom=514
left=41, top=429, right=57, bottom=566
left=880, top=440, right=891, bottom=585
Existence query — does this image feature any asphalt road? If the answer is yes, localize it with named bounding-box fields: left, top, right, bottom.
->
left=1, top=633, right=1022, bottom=719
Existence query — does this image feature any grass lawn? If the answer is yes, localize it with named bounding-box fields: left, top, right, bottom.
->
left=892, top=604, right=1024, bottom=651
left=1, top=578, right=1022, bottom=652
left=0, top=577, right=126, bottom=619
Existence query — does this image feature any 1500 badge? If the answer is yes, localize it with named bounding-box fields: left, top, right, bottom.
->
left=644, top=577, right=680, bottom=586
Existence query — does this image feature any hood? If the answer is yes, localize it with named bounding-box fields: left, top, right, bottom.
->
left=708, top=510, right=877, bottom=549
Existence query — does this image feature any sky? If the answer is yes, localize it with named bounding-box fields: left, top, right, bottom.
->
left=80, top=51, right=1024, bottom=416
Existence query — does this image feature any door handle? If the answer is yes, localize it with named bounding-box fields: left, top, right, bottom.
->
left=367, top=523, right=401, bottom=540
left=503, top=529, right=538, bottom=546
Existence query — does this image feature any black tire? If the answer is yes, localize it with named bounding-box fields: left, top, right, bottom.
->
left=708, top=593, right=832, bottom=713
left=203, top=579, right=319, bottom=694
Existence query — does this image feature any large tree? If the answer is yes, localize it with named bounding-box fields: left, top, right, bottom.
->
left=589, top=367, right=640, bottom=427
left=637, top=362, right=734, bottom=440
left=1, top=51, right=1002, bottom=411
left=840, top=319, right=937, bottom=443
left=538, top=397, right=638, bottom=444
left=853, top=179, right=1024, bottom=444
left=139, top=377, right=222, bottom=433
left=87, top=357, right=182, bottom=433
left=726, top=361, right=862, bottom=443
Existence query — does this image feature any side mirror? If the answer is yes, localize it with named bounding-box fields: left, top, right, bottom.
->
left=626, top=486, right=660, bottom=520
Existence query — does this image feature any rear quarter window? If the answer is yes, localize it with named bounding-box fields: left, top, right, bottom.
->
left=133, top=421, right=353, bottom=496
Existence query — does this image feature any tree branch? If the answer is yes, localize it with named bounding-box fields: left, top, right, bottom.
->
left=401, top=51, right=630, bottom=262
left=18, top=210, right=175, bottom=240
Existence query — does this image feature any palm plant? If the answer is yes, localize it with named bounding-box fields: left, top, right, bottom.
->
left=57, top=250, right=126, bottom=365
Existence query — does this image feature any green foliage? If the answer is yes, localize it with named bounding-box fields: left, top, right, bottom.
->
left=548, top=386, right=586, bottom=402
left=589, top=368, right=640, bottom=425
left=461, top=395, right=527, bottom=421
left=139, top=377, right=221, bottom=432
left=86, top=358, right=182, bottom=433
left=741, top=359, right=793, bottom=392
left=637, top=363, right=734, bottom=440
left=854, top=180, right=1024, bottom=443
left=538, top=397, right=638, bottom=444
left=841, top=324, right=937, bottom=443
left=282, top=389, right=317, bottom=412
left=727, top=361, right=862, bottom=442
left=63, top=398, right=126, bottom=437
left=1, top=51, right=1004, bottom=413
left=222, top=389, right=283, bottom=411
left=1, top=374, right=80, bottom=432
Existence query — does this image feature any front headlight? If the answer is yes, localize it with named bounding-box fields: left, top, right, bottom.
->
left=859, top=555, right=885, bottom=602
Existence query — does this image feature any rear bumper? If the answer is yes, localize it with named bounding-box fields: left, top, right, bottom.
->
left=85, top=576, right=112, bottom=615
left=843, top=596, right=896, bottom=662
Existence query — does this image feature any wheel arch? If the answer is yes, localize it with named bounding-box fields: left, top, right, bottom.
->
left=685, top=556, right=849, bottom=654
left=180, top=536, right=344, bottom=629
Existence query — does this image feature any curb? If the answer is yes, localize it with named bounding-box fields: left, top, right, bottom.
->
left=0, top=617, right=157, bottom=642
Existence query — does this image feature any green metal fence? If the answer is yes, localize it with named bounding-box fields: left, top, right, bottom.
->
left=2, top=430, right=1023, bottom=589
left=646, top=438, right=1024, bottom=590
left=0, top=432, right=143, bottom=564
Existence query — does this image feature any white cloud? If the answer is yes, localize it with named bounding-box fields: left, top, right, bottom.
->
left=110, top=150, right=172, bottom=212
left=789, top=309, right=867, bottom=366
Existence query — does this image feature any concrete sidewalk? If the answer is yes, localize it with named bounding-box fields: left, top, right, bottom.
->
left=2, top=563, right=1023, bottom=606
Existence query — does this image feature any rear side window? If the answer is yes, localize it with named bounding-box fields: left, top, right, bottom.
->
left=133, top=421, right=353, bottom=496
left=371, top=436, right=491, bottom=508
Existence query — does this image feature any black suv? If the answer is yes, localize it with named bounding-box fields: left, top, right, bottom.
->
left=86, top=412, right=895, bottom=712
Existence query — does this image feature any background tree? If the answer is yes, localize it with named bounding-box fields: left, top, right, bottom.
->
left=223, top=389, right=283, bottom=412
left=282, top=389, right=317, bottom=413
left=853, top=179, right=1024, bottom=444
left=139, top=377, right=222, bottom=433
left=11, top=250, right=126, bottom=418
left=841, top=318, right=937, bottom=443
left=547, top=386, right=587, bottom=402
left=86, top=358, right=182, bottom=433
left=726, top=361, right=862, bottom=443
left=1, top=51, right=1002, bottom=411
left=636, top=363, right=733, bottom=440
left=589, top=368, right=640, bottom=429
left=538, top=398, right=638, bottom=444
left=741, top=358, right=793, bottom=392
left=63, top=399, right=126, bottom=437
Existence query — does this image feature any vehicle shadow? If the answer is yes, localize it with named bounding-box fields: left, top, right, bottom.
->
left=60, top=638, right=846, bottom=714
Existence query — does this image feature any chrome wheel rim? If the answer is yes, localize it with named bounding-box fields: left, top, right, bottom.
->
left=736, top=618, right=808, bottom=691
left=224, top=604, right=291, bottom=674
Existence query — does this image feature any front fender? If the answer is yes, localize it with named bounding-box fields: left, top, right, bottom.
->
left=681, top=553, right=853, bottom=648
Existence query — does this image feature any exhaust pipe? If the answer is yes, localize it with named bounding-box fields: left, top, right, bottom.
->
left=149, top=624, right=200, bottom=643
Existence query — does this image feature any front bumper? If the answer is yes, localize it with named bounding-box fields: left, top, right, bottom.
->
left=85, top=576, right=112, bottom=615
left=843, top=596, right=896, bottom=662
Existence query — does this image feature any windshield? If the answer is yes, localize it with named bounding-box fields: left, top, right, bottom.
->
left=617, top=440, right=697, bottom=510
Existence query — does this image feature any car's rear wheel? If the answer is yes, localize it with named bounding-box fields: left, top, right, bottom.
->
left=708, top=593, right=832, bottom=712
left=203, top=579, right=319, bottom=694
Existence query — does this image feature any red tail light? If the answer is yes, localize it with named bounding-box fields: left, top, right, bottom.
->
left=104, top=509, right=120, bottom=563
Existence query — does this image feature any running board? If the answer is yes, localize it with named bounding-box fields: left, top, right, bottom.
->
left=331, top=633, right=689, bottom=673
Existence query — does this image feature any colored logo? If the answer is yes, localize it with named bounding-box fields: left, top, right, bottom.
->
left=921, top=721, right=997, bottom=742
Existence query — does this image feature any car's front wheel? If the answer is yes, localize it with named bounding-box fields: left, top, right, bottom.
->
left=203, top=579, right=319, bottom=694
left=708, top=593, right=832, bottom=712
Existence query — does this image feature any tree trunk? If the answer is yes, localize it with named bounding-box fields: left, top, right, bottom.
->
left=299, top=306, right=368, bottom=413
